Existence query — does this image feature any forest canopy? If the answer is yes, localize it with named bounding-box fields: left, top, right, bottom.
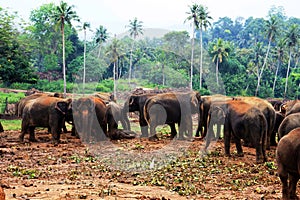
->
left=0, top=3, right=299, bottom=99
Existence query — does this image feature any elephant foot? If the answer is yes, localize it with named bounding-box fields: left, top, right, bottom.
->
left=29, top=137, right=38, bottom=142
left=52, top=140, right=60, bottom=146
left=149, top=135, right=159, bottom=141
left=237, top=152, right=244, bottom=157
left=18, top=134, right=25, bottom=142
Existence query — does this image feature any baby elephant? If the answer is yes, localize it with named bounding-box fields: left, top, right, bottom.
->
left=276, top=127, right=300, bottom=200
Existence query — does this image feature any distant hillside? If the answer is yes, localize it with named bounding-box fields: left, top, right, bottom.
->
left=116, top=28, right=171, bottom=39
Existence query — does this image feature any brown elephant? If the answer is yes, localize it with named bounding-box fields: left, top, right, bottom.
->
left=107, top=101, right=130, bottom=130
left=286, top=100, right=300, bottom=116
left=212, top=100, right=268, bottom=163
left=72, top=96, right=135, bottom=141
left=281, top=100, right=300, bottom=115
left=144, top=91, right=201, bottom=141
left=72, top=96, right=108, bottom=142
left=17, top=93, right=70, bottom=133
left=122, top=93, right=157, bottom=137
left=270, top=111, right=285, bottom=146
left=19, top=95, right=72, bottom=144
left=196, top=94, right=231, bottom=139
left=278, top=113, right=300, bottom=140
left=233, top=96, right=276, bottom=149
left=276, top=127, right=300, bottom=200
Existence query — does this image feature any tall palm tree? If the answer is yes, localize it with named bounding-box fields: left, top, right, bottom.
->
left=52, top=1, right=79, bottom=98
left=106, top=36, right=123, bottom=97
left=197, top=5, right=212, bottom=89
left=210, top=38, right=228, bottom=87
left=126, top=17, right=143, bottom=85
left=255, top=16, right=278, bottom=96
left=82, top=22, right=90, bottom=94
left=284, top=24, right=299, bottom=98
left=185, top=4, right=199, bottom=90
left=95, top=25, right=109, bottom=58
left=272, top=38, right=285, bottom=96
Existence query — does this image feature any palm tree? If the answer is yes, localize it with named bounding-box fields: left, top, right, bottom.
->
left=126, top=17, right=143, bottom=85
left=255, top=16, right=278, bottom=96
left=52, top=1, right=79, bottom=98
left=197, top=5, right=212, bottom=89
left=272, top=38, right=285, bottom=96
left=185, top=4, right=199, bottom=90
left=284, top=24, right=299, bottom=98
left=95, top=25, right=109, bottom=58
left=82, top=22, right=90, bottom=94
left=210, top=38, right=228, bottom=87
left=106, top=35, right=123, bottom=97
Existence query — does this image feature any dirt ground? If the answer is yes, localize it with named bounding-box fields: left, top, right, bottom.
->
left=0, top=122, right=288, bottom=200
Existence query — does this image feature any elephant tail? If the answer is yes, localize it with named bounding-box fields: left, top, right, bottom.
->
left=143, top=98, right=152, bottom=126
left=260, top=113, right=268, bottom=150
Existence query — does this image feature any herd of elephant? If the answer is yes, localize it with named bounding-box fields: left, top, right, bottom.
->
left=13, top=90, right=300, bottom=199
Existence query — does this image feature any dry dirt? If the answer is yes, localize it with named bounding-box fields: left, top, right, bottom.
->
left=0, top=123, right=289, bottom=200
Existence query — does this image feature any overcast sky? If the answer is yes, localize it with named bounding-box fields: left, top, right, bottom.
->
left=1, top=0, right=299, bottom=39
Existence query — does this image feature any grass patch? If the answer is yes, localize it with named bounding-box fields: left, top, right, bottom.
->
left=1, top=119, right=21, bottom=131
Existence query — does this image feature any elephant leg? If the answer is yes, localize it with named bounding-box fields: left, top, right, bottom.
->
left=29, top=126, right=37, bottom=142
left=233, top=136, right=244, bottom=157
left=19, top=120, right=28, bottom=142
left=224, top=124, right=231, bottom=156
left=170, top=123, right=178, bottom=139
left=148, top=123, right=158, bottom=141
left=140, top=118, right=149, bottom=138
left=216, top=124, right=222, bottom=139
left=289, top=175, right=299, bottom=199
left=278, top=165, right=289, bottom=200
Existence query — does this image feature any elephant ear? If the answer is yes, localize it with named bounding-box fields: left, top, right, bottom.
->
left=55, top=101, right=68, bottom=115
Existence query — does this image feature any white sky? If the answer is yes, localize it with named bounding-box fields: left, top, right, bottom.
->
left=1, top=0, right=299, bottom=39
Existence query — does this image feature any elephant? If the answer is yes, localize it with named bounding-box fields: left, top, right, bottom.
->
left=267, top=98, right=284, bottom=111
left=286, top=100, right=300, bottom=116
left=270, top=111, right=285, bottom=146
left=281, top=100, right=300, bottom=116
left=72, top=96, right=108, bottom=142
left=16, top=93, right=47, bottom=117
left=195, top=94, right=231, bottom=139
left=210, top=100, right=268, bottom=163
left=278, top=113, right=300, bottom=140
left=122, top=93, right=157, bottom=137
left=233, top=96, right=276, bottom=149
left=19, top=95, right=72, bottom=144
left=204, top=101, right=227, bottom=149
left=105, top=104, right=136, bottom=140
left=72, top=96, right=135, bottom=141
left=17, top=93, right=70, bottom=133
left=107, top=101, right=130, bottom=130
left=94, top=92, right=116, bottom=103
left=144, top=91, right=201, bottom=141
left=276, top=127, right=300, bottom=200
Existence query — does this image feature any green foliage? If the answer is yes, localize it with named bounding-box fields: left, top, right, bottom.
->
left=0, top=120, right=21, bottom=130
left=96, top=79, right=113, bottom=92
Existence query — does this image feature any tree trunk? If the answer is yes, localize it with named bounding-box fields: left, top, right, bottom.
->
left=62, top=21, right=67, bottom=98
left=129, top=42, right=134, bottom=86
left=97, top=43, right=102, bottom=58
left=284, top=50, right=292, bottom=98
left=113, top=62, right=117, bottom=98
left=255, top=37, right=272, bottom=96
left=83, top=29, right=87, bottom=95
left=200, top=27, right=203, bottom=89
left=190, top=23, right=195, bottom=91
left=216, top=59, right=219, bottom=87
left=272, top=59, right=281, bottom=97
